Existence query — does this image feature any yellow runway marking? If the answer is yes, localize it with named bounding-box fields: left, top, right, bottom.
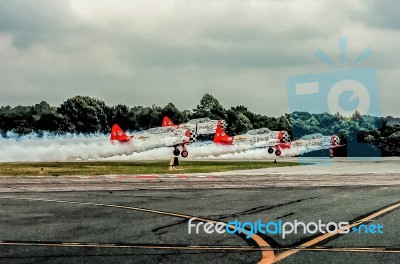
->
left=1, top=197, right=399, bottom=264
left=273, top=201, right=400, bottom=263
left=0, top=197, right=275, bottom=263
left=0, top=241, right=398, bottom=253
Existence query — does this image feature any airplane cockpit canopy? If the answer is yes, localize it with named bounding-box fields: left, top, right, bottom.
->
left=300, top=133, right=323, bottom=140
left=246, top=128, right=270, bottom=135
left=147, top=127, right=176, bottom=134
left=187, top=117, right=211, bottom=124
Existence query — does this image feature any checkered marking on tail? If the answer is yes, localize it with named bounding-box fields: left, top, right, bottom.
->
left=189, top=129, right=197, bottom=142
left=333, top=136, right=340, bottom=145
left=281, top=132, right=290, bottom=142
left=221, top=120, right=228, bottom=130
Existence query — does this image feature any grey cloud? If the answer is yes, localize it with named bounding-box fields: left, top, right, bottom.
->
left=0, top=0, right=398, bottom=117
left=128, top=42, right=311, bottom=69
left=356, top=0, right=400, bottom=30
left=0, top=0, right=74, bottom=48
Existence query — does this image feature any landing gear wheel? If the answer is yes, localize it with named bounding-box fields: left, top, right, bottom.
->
left=181, top=151, right=188, bottom=158
left=268, top=147, right=274, bottom=154
left=329, top=149, right=333, bottom=158
left=275, top=149, right=281, bottom=156
left=173, top=148, right=180, bottom=156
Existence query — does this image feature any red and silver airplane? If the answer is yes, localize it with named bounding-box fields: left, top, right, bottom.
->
left=162, top=116, right=228, bottom=139
left=278, top=133, right=343, bottom=158
left=213, top=121, right=291, bottom=156
left=110, top=124, right=193, bottom=157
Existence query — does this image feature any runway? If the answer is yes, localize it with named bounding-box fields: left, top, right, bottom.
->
left=0, top=157, right=399, bottom=192
left=0, top=158, right=399, bottom=263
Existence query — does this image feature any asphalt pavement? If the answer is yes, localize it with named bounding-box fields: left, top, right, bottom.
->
left=0, top=157, right=399, bottom=263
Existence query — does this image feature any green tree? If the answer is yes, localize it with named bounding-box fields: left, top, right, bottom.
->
left=161, top=103, right=184, bottom=124
left=276, top=115, right=291, bottom=133
left=58, top=96, right=109, bottom=133
left=351, top=110, right=362, bottom=121
left=230, top=112, right=253, bottom=134
left=35, top=112, right=64, bottom=133
left=108, top=104, right=131, bottom=131
left=192, top=94, right=227, bottom=120
left=33, top=101, right=51, bottom=115
left=136, top=105, right=162, bottom=130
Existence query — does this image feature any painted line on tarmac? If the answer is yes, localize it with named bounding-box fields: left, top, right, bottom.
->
left=0, top=197, right=275, bottom=264
left=0, top=241, right=398, bottom=254
left=3, top=197, right=398, bottom=263
left=97, top=175, right=217, bottom=180
left=273, top=201, right=400, bottom=263
left=136, top=175, right=158, bottom=179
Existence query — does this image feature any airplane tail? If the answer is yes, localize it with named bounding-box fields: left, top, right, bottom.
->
left=213, top=120, right=232, bottom=144
left=330, top=135, right=341, bottom=146
left=278, top=131, right=290, bottom=143
left=110, top=124, right=133, bottom=142
left=162, top=116, right=175, bottom=127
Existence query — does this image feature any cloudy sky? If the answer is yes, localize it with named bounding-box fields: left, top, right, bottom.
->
left=0, top=0, right=398, bottom=116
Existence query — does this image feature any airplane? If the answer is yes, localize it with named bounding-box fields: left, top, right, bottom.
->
left=110, top=124, right=193, bottom=157
left=213, top=121, right=291, bottom=156
left=162, top=116, right=228, bottom=139
left=275, top=133, right=344, bottom=158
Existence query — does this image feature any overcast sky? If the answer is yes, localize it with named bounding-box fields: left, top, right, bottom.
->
left=0, top=0, right=398, bottom=116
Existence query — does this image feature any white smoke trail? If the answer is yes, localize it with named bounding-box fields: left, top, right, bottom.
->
left=0, top=133, right=328, bottom=162
left=0, top=133, right=131, bottom=162
left=0, top=131, right=187, bottom=162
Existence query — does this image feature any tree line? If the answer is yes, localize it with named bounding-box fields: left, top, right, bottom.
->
left=0, top=94, right=398, bottom=156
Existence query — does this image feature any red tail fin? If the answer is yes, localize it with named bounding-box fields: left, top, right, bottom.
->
left=213, top=120, right=233, bottom=144
left=162, top=116, right=175, bottom=127
left=110, top=124, right=133, bottom=142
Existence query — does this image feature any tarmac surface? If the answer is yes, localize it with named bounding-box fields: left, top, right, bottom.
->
left=0, top=157, right=399, bottom=263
